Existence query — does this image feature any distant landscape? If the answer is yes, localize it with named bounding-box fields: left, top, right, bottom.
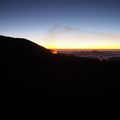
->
left=0, top=0, right=120, bottom=105
left=57, top=49, right=120, bottom=61
left=1, top=35, right=119, bottom=101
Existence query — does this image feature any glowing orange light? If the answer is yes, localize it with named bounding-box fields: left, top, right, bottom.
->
left=51, top=49, right=58, bottom=54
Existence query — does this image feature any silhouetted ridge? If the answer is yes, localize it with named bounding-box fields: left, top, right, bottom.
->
left=1, top=35, right=119, bottom=101
left=0, top=35, right=55, bottom=88
left=0, top=35, right=53, bottom=63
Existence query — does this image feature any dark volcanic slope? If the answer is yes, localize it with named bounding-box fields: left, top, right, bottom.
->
left=0, top=35, right=53, bottom=88
left=0, top=35, right=52, bottom=62
left=0, top=35, right=120, bottom=100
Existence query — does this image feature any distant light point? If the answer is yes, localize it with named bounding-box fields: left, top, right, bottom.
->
left=51, top=49, right=58, bottom=54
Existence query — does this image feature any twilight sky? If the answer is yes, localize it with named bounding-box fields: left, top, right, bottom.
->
left=0, top=0, right=120, bottom=49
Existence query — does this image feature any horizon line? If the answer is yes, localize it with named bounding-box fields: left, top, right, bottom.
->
left=49, top=48, right=120, bottom=51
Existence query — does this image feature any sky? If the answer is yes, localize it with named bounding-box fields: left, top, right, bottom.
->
left=0, top=0, right=120, bottom=49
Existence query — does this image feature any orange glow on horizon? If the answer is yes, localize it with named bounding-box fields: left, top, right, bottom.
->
left=43, top=39, right=120, bottom=50
left=46, top=45, right=120, bottom=50
left=40, top=32, right=120, bottom=50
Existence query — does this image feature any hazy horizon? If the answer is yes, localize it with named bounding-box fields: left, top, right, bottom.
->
left=1, top=34, right=120, bottom=51
left=0, top=0, right=120, bottom=49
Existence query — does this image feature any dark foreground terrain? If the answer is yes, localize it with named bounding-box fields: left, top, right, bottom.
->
left=0, top=35, right=119, bottom=101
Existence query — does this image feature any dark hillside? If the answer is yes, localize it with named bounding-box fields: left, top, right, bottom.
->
left=0, top=35, right=119, bottom=101
left=0, top=35, right=53, bottom=89
left=0, top=35, right=52, bottom=62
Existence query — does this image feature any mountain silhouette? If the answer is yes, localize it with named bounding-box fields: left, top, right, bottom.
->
left=0, top=35, right=53, bottom=62
left=0, top=35, right=119, bottom=101
left=0, top=35, right=54, bottom=89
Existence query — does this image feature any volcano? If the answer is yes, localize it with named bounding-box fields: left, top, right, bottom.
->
left=0, top=35, right=54, bottom=88
left=0, top=35, right=53, bottom=62
left=0, top=35, right=119, bottom=101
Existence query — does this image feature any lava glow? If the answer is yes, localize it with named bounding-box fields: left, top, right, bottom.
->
left=51, top=49, right=58, bottom=54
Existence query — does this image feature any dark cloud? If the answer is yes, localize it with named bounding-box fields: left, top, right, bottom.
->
left=47, top=24, right=79, bottom=34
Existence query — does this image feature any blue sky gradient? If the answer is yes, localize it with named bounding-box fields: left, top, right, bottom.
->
left=0, top=0, right=120, bottom=49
